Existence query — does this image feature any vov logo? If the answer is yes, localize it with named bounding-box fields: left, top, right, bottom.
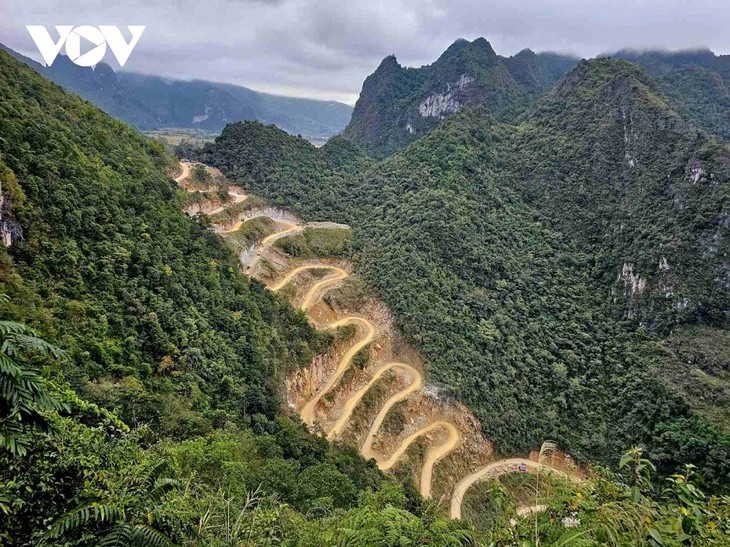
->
left=26, top=25, right=145, bottom=68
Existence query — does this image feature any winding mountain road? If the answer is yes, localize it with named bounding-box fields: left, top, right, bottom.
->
left=234, top=221, right=303, bottom=273
left=175, top=161, right=580, bottom=518
left=327, top=361, right=418, bottom=440
left=269, top=263, right=461, bottom=497
left=269, top=265, right=348, bottom=309
left=301, top=316, right=375, bottom=426
left=175, top=161, right=191, bottom=182
left=449, top=458, right=575, bottom=519
left=176, top=162, right=249, bottom=215
left=207, top=192, right=248, bottom=216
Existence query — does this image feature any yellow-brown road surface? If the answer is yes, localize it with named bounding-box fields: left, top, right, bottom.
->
left=270, top=262, right=461, bottom=497
left=176, top=162, right=248, bottom=214
left=206, top=192, right=248, bottom=215
left=366, top=419, right=459, bottom=497
left=417, top=422, right=460, bottom=497
left=175, top=161, right=191, bottom=182
left=299, top=316, right=375, bottom=426
left=237, top=222, right=303, bottom=273
left=326, top=362, right=417, bottom=440
left=269, top=265, right=348, bottom=310
left=450, top=458, right=574, bottom=519
left=178, top=162, right=578, bottom=513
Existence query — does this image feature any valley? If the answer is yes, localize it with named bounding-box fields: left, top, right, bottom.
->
left=2, top=33, right=729, bottom=544
left=175, top=161, right=582, bottom=521
left=0, top=43, right=353, bottom=141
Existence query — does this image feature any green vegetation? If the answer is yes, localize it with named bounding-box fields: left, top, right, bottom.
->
left=514, top=59, right=729, bottom=328
left=342, top=38, right=577, bottom=158
left=351, top=344, right=371, bottom=369
left=222, top=216, right=276, bottom=250
left=0, top=314, right=65, bottom=456
left=197, top=59, right=730, bottom=496
left=0, top=49, right=324, bottom=431
left=613, top=48, right=730, bottom=142
left=0, top=49, right=467, bottom=545
left=274, top=226, right=353, bottom=258
left=659, top=68, right=730, bottom=142
left=195, top=123, right=371, bottom=221
left=1, top=38, right=729, bottom=544
left=658, top=326, right=730, bottom=431
left=190, top=163, right=211, bottom=183
left=462, top=449, right=729, bottom=546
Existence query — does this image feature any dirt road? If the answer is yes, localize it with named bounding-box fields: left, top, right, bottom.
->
left=270, top=262, right=462, bottom=497
left=206, top=192, right=248, bottom=215
left=270, top=265, right=348, bottom=309
left=177, top=160, right=580, bottom=515
left=327, top=362, right=418, bottom=439
left=175, top=161, right=191, bottom=183
left=450, top=458, right=574, bottom=519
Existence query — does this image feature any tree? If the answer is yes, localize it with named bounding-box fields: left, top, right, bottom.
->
left=0, top=314, right=65, bottom=456
left=190, top=163, right=211, bottom=183
left=42, top=461, right=178, bottom=547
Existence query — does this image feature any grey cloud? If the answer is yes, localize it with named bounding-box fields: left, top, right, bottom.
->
left=2, top=0, right=729, bottom=105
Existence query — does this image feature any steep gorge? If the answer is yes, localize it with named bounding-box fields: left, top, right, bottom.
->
left=194, top=56, right=730, bottom=494
left=176, top=161, right=581, bottom=520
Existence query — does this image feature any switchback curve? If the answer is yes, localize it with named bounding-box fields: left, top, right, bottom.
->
left=175, top=161, right=581, bottom=518
left=449, top=458, right=576, bottom=519
left=269, top=265, right=462, bottom=496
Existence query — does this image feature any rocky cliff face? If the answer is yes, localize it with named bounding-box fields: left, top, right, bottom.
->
left=515, top=59, right=730, bottom=328
left=343, top=38, right=578, bottom=158
left=0, top=161, right=23, bottom=247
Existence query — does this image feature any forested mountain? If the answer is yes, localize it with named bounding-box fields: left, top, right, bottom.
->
left=516, top=58, right=729, bottom=328
left=342, top=38, right=578, bottom=158
left=191, top=120, right=372, bottom=222
left=2, top=31, right=730, bottom=544
left=0, top=43, right=352, bottom=139
left=612, top=48, right=730, bottom=142
left=196, top=59, right=730, bottom=494
left=0, top=48, right=478, bottom=545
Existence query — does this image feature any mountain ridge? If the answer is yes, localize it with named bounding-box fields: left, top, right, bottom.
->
left=343, top=37, right=579, bottom=157
left=0, top=43, right=352, bottom=139
left=609, top=47, right=730, bottom=141
left=2, top=37, right=730, bottom=545
left=193, top=55, right=730, bottom=493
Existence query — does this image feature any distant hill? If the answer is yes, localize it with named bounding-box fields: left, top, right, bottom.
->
left=197, top=58, right=730, bottom=491
left=611, top=48, right=730, bottom=142
left=342, top=38, right=578, bottom=157
left=0, top=43, right=352, bottom=140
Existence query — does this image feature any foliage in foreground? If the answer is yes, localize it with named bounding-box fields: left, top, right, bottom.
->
left=2, top=365, right=728, bottom=547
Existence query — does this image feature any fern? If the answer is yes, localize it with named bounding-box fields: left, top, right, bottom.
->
left=0, top=312, right=66, bottom=456
left=98, top=524, right=172, bottom=547
left=42, top=461, right=178, bottom=546
left=42, top=503, right=125, bottom=541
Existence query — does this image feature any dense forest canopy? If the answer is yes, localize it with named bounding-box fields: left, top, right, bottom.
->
left=611, top=48, right=730, bottom=142
left=0, top=49, right=453, bottom=545
left=1, top=34, right=729, bottom=545
left=195, top=58, right=730, bottom=494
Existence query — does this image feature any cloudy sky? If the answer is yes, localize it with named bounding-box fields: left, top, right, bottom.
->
left=2, top=0, right=728, bottom=105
